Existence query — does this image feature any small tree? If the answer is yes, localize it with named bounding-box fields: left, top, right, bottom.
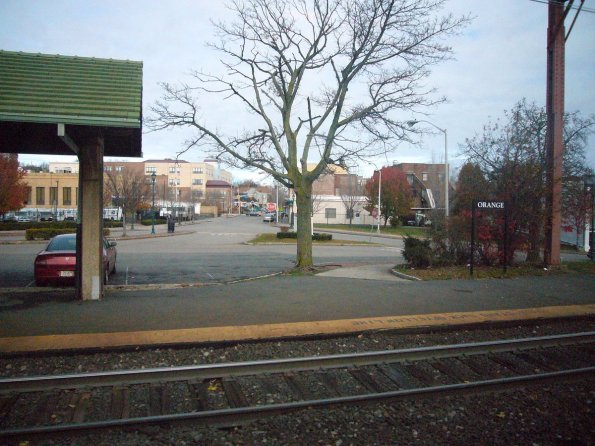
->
left=104, top=166, right=150, bottom=236
left=364, top=167, right=412, bottom=226
left=452, top=162, right=490, bottom=215
left=340, top=173, right=365, bottom=226
left=0, top=154, right=28, bottom=217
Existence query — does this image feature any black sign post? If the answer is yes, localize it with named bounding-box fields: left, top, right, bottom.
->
left=470, top=200, right=508, bottom=277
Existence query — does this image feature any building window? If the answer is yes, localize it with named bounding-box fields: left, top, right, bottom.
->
left=325, top=208, right=337, bottom=219
left=115, top=166, right=124, bottom=172
left=63, top=187, right=72, bottom=206
left=146, top=166, right=157, bottom=173
left=169, top=166, right=180, bottom=174
left=36, top=187, right=45, bottom=205
left=26, top=187, right=32, bottom=205
left=192, top=167, right=203, bottom=174
left=192, top=179, right=203, bottom=185
left=104, top=166, right=112, bottom=172
left=50, top=187, right=58, bottom=206
left=422, top=173, right=428, bottom=182
left=169, top=179, right=180, bottom=186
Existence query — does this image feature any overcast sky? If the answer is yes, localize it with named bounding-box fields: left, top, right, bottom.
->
left=1, top=0, right=594, bottom=182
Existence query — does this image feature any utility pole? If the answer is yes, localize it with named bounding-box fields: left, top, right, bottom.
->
left=543, top=0, right=567, bottom=266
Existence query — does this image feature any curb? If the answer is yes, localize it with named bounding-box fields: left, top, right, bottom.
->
left=390, top=268, right=422, bottom=281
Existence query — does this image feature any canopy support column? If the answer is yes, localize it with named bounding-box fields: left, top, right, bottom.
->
left=76, top=136, right=105, bottom=300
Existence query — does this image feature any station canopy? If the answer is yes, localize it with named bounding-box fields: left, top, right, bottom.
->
left=0, top=50, right=143, bottom=157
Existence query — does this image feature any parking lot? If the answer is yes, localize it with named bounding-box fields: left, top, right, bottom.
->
left=0, top=216, right=405, bottom=287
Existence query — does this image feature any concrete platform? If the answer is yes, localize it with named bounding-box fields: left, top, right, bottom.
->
left=0, top=273, right=593, bottom=353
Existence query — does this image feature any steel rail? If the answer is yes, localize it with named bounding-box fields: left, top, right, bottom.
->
left=1, top=331, right=593, bottom=393
left=1, top=367, right=593, bottom=440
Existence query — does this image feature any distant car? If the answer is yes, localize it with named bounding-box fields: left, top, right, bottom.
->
left=247, top=209, right=261, bottom=216
left=263, top=212, right=276, bottom=222
left=34, top=233, right=117, bottom=287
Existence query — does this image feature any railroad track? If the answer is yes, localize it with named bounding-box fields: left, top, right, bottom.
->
left=1, top=331, right=593, bottom=440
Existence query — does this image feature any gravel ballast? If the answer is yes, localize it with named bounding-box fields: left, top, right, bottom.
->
left=1, top=318, right=594, bottom=446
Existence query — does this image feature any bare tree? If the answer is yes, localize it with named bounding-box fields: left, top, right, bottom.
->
left=340, top=173, right=365, bottom=225
left=104, top=167, right=150, bottom=236
left=148, top=0, right=468, bottom=268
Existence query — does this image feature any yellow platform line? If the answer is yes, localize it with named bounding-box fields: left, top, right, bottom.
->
left=1, top=304, right=594, bottom=353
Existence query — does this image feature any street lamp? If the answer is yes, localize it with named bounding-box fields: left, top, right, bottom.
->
left=584, top=173, right=595, bottom=261
left=407, top=119, right=449, bottom=217
left=151, top=172, right=156, bottom=235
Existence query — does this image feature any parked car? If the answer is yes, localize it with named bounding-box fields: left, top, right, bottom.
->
left=263, top=212, right=276, bottom=222
left=34, top=233, right=117, bottom=286
left=247, top=209, right=261, bottom=216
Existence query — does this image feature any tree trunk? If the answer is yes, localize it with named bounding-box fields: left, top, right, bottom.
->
left=295, top=183, right=313, bottom=269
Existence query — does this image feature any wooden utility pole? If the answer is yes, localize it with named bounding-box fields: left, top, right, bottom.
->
left=544, top=0, right=567, bottom=266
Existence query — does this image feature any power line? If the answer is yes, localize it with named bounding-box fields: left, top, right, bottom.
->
left=528, top=0, right=595, bottom=14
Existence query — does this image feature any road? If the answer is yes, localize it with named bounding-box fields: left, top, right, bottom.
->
left=0, top=216, right=405, bottom=287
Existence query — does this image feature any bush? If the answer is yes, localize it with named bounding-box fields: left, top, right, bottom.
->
left=26, top=228, right=76, bottom=240
left=25, top=228, right=111, bottom=240
left=0, top=221, right=79, bottom=231
left=389, top=217, right=401, bottom=228
left=140, top=218, right=167, bottom=226
left=277, top=231, right=297, bottom=239
left=276, top=232, right=333, bottom=241
left=402, top=236, right=433, bottom=268
left=103, top=220, right=123, bottom=228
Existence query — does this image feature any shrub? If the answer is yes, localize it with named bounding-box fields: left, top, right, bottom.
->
left=277, top=231, right=297, bottom=239
left=402, top=236, right=433, bottom=268
left=389, top=217, right=401, bottom=228
left=276, top=232, right=333, bottom=241
left=140, top=218, right=167, bottom=226
left=25, top=228, right=111, bottom=240
left=26, top=228, right=76, bottom=240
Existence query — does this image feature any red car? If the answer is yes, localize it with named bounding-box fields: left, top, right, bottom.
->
left=34, top=233, right=117, bottom=286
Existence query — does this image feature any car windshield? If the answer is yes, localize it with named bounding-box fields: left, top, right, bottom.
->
left=47, top=236, right=76, bottom=252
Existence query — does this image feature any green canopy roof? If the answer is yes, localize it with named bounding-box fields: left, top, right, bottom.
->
left=0, top=50, right=143, bottom=156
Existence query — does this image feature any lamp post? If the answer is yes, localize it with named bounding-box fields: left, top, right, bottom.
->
left=585, top=174, right=595, bottom=261
left=407, top=120, right=449, bottom=217
left=151, top=172, right=156, bottom=235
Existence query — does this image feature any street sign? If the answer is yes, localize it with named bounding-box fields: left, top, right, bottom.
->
left=470, top=200, right=509, bottom=276
left=475, top=201, right=506, bottom=210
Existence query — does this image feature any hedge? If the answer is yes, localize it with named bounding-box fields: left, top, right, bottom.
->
left=276, top=231, right=333, bottom=241
left=25, top=228, right=111, bottom=241
left=140, top=218, right=167, bottom=226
